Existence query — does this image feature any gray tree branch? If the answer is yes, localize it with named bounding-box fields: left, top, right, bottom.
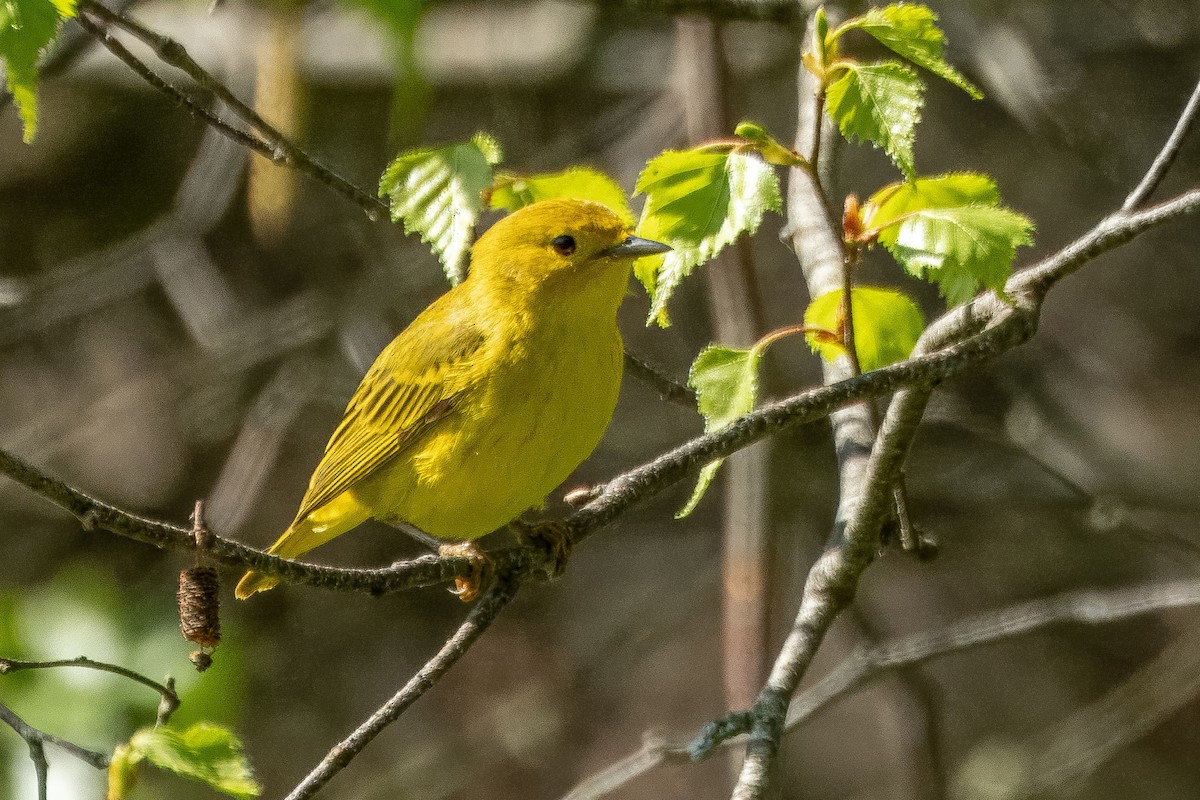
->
left=281, top=570, right=522, bottom=800
left=2, top=184, right=1197, bottom=598
left=720, top=65, right=1200, bottom=798
left=559, top=578, right=1200, bottom=800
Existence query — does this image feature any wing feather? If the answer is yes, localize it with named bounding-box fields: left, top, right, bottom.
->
left=291, top=315, right=486, bottom=523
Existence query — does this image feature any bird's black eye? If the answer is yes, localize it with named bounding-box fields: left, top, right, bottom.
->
left=551, top=235, right=576, bottom=256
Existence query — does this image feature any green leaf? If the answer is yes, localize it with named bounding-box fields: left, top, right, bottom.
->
left=676, top=345, right=763, bottom=518
left=129, top=723, right=261, bottom=799
left=867, top=174, right=1034, bottom=306
left=733, top=121, right=808, bottom=167
left=880, top=205, right=1034, bottom=305
left=835, top=4, right=983, bottom=99
left=825, top=61, right=923, bottom=180
left=635, top=148, right=780, bottom=326
left=488, top=167, right=634, bottom=225
left=0, top=0, right=77, bottom=142
left=677, top=460, right=723, bottom=519
left=868, top=172, right=999, bottom=223
left=803, top=287, right=925, bottom=372
left=379, top=132, right=502, bottom=284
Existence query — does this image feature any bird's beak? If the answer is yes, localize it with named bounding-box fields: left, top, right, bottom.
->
left=604, top=235, right=672, bottom=258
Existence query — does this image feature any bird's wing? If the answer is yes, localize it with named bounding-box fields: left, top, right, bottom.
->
left=291, top=315, right=487, bottom=523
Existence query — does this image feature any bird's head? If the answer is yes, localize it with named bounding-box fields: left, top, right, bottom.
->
left=468, top=199, right=670, bottom=296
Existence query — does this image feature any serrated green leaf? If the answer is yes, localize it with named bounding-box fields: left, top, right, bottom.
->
left=826, top=61, right=923, bottom=180
left=676, top=345, right=763, bottom=518
left=379, top=132, right=502, bottom=284
left=733, top=121, right=808, bottom=167
left=488, top=167, right=633, bottom=224
left=635, top=149, right=780, bottom=326
left=836, top=4, right=982, bottom=99
left=868, top=172, right=999, bottom=225
left=879, top=204, right=1034, bottom=305
left=0, top=0, right=76, bottom=142
left=804, top=287, right=925, bottom=372
left=129, top=723, right=261, bottom=799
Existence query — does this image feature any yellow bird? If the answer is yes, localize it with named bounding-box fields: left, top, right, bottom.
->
left=235, top=199, right=670, bottom=600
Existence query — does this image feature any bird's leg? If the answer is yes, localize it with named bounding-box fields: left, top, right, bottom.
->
left=510, top=518, right=573, bottom=579
left=437, top=541, right=493, bottom=603
left=385, top=520, right=443, bottom=552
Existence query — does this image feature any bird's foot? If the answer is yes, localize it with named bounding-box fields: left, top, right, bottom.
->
left=511, top=519, right=573, bottom=579
left=437, top=541, right=493, bottom=603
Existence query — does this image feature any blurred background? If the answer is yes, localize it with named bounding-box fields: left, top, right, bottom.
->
left=2, top=0, right=1200, bottom=798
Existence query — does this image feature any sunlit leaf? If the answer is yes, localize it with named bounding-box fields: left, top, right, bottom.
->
left=835, top=3, right=982, bottom=99
left=676, top=345, right=763, bottom=517
left=0, top=0, right=77, bottom=142
left=635, top=148, right=780, bottom=326
left=488, top=167, right=633, bottom=224
left=379, top=132, right=502, bottom=284
left=825, top=61, right=923, bottom=180
left=880, top=204, right=1034, bottom=305
left=868, top=172, right=999, bottom=223
left=129, top=723, right=261, bottom=799
left=866, top=174, right=1034, bottom=305
left=804, top=287, right=925, bottom=372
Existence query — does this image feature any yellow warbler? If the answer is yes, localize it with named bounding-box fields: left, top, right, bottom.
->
left=235, top=199, right=670, bottom=599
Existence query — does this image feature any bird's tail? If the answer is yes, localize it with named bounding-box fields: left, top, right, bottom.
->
left=235, top=492, right=371, bottom=600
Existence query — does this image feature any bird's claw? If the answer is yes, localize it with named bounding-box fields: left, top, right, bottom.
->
left=438, top=541, right=493, bottom=603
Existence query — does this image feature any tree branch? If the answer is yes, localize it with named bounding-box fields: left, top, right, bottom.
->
left=75, top=0, right=388, bottom=219
left=558, top=578, right=1200, bottom=800
left=1122, top=76, right=1200, bottom=211
left=714, top=71, right=1200, bottom=800
left=622, top=350, right=695, bottom=407
left=0, top=700, right=111, bottom=800
left=281, top=570, right=522, bottom=800
left=0, top=655, right=180, bottom=723
left=3, top=182, right=1196, bottom=597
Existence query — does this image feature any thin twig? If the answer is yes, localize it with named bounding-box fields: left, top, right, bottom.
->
left=1122, top=75, right=1200, bottom=211
left=282, top=570, right=522, bottom=800
left=559, top=578, right=1200, bottom=800
left=622, top=350, right=695, bottom=407
left=0, top=655, right=181, bottom=719
left=77, top=0, right=388, bottom=219
left=74, top=12, right=275, bottom=160
left=0, top=701, right=111, bottom=792
left=76, top=2, right=384, bottom=219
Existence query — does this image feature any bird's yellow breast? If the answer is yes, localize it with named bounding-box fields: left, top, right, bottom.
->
left=353, top=273, right=625, bottom=539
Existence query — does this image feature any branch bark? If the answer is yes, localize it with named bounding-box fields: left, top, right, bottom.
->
left=559, top=578, right=1200, bottom=800
left=281, top=570, right=522, bottom=800
left=3, top=185, right=1198, bottom=597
